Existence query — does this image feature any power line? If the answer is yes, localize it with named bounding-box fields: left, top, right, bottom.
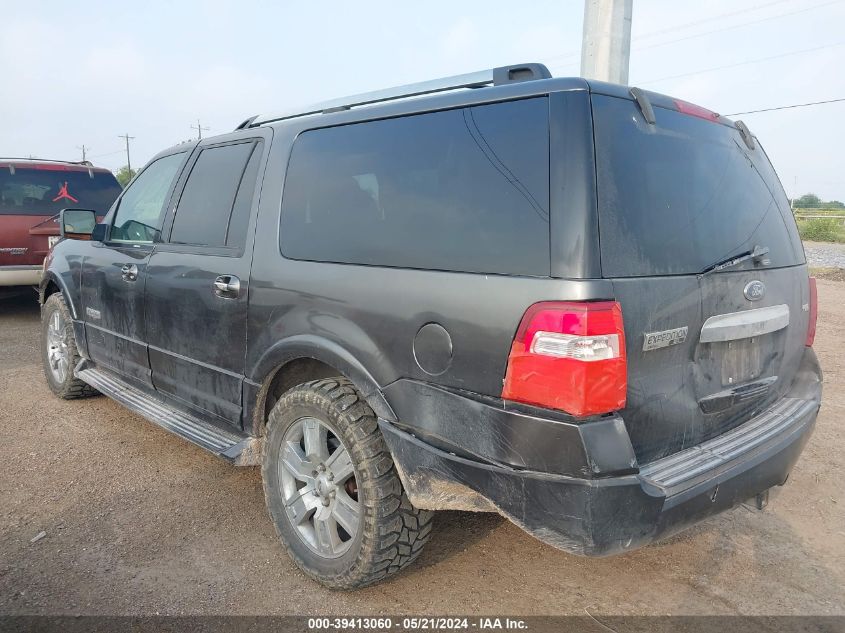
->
left=727, top=97, right=845, bottom=116
left=638, top=40, right=845, bottom=84
left=634, top=0, right=844, bottom=53
left=88, top=148, right=124, bottom=160
left=548, top=1, right=844, bottom=74
left=636, top=0, right=796, bottom=40
left=540, top=0, right=806, bottom=65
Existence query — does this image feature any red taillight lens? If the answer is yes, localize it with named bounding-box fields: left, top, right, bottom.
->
left=502, top=301, right=627, bottom=417
left=806, top=277, right=818, bottom=347
left=674, top=99, right=720, bottom=122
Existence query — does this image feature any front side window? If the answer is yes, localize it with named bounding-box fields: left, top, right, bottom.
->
left=279, top=97, right=550, bottom=276
left=169, top=142, right=259, bottom=248
left=111, top=153, right=185, bottom=243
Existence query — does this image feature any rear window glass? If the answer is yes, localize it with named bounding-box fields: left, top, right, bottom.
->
left=0, top=166, right=121, bottom=216
left=280, top=97, right=550, bottom=276
left=593, top=95, right=803, bottom=277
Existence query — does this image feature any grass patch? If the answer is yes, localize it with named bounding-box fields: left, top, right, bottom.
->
left=810, top=267, right=845, bottom=282
left=797, top=218, right=845, bottom=243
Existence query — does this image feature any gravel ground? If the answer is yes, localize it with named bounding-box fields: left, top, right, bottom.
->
left=804, top=241, right=845, bottom=269
left=0, top=285, right=843, bottom=616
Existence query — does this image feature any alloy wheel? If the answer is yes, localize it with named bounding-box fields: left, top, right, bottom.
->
left=46, top=309, right=69, bottom=384
left=279, top=416, right=361, bottom=558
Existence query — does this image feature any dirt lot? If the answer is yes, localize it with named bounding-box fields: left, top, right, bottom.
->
left=1, top=283, right=843, bottom=616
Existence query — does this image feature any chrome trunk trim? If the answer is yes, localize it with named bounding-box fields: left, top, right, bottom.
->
left=699, top=304, right=789, bottom=343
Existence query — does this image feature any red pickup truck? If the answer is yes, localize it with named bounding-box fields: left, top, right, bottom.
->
left=0, top=158, right=122, bottom=287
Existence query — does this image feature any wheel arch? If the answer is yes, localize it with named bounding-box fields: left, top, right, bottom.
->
left=39, top=271, right=77, bottom=319
left=247, top=335, right=396, bottom=436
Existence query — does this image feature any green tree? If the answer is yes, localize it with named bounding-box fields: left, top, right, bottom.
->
left=794, top=193, right=821, bottom=208
left=115, top=165, right=137, bottom=188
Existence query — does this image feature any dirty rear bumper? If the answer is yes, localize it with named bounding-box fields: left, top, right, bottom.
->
left=381, top=349, right=822, bottom=555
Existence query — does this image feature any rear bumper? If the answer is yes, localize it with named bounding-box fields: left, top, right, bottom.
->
left=381, top=348, right=822, bottom=555
left=0, top=265, right=42, bottom=286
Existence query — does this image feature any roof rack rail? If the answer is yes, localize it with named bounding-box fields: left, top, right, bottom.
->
left=244, top=62, right=551, bottom=129
left=235, top=115, right=258, bottom=130
left=0, top=157, right=94, bottom=165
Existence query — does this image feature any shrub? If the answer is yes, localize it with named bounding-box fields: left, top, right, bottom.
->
left=797, top=218, right=845, bottom=243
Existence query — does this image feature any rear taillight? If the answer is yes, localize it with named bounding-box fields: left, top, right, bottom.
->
left=501, top=301, right=627, bottom=417
left=806, top=277, right=818, bottom=347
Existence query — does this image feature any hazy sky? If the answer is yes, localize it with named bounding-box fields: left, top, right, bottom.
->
left=3, top=0, right=844, bottom=200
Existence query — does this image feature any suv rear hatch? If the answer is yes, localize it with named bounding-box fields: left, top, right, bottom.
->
left=591, top=90, right=811, bottom=463
left=0, top=162, right=121, bottom=267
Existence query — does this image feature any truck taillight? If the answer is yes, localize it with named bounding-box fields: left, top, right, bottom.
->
left=501, top=301, right=627, bottom=417
left=806, top=277, right=818, bottom=347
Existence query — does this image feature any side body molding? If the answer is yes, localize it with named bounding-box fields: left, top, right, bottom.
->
left=700, top=304, right=790, bottom=343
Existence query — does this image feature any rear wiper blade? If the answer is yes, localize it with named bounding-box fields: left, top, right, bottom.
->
left=699, top=244, right=770, bottom=276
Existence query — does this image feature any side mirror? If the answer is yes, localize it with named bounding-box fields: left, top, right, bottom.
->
left=91, top=223, right=107, bottom=242
left=59, top=208, right=97, bottom=240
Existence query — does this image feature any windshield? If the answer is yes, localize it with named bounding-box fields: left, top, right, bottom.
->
left=0, top=165, right=122, bottom=216
left=593, top=94, right=803, bottom=277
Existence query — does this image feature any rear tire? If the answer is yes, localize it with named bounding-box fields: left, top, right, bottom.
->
left=262, top=377, right=433, bottom=588
left=41, top=293, right=98, bottom=399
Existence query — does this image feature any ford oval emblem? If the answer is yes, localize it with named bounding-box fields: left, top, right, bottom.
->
left=744, top=280, right=765, bottom=301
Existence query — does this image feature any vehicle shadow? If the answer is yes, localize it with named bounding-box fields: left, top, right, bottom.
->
left=0, top=288, right=39, bottom=317
left=638, top=502, right=845, bottom=614
left=0, top=290, right=41, bottom=370
left=414, top=510, right=505, bottom=568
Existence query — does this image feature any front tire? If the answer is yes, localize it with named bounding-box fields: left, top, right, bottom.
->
left=262, top=377, right=433, bottom=588
left=41, top=293, right=98, bottom=399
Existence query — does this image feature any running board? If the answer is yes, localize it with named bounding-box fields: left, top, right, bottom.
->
left=75, top=364, right=261, bottom=466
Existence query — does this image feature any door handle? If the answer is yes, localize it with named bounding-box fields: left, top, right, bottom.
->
left=121, top=263, right=138, bottom=282
left=213, top=275, right=241, bottom=298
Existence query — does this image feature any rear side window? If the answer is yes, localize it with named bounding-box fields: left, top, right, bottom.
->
left=0, top=166, right=121, bottom=216
left=170, top=141, right=259, bottom=248
left=593, top=95, right=803, bottom=277
left=280, top=97, right=550, bottom=275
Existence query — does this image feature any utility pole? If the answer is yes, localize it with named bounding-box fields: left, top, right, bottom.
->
left=76, top=144, right=89, bottom=162
left=190, top=119, right=210, bottom=140
left=580, top=0, right=633, bottom=85
left=118, top=133, right=135, bottom=173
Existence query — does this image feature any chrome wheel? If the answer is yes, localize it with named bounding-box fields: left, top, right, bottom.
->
left=279, top=416, right=360, bottom=558
left=46, top=309, right=70, bottom=384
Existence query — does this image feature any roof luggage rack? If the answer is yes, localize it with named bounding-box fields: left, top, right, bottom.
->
left=238, top=62, right=552, bottom=129
left=0, top=157, right=94, bottom=166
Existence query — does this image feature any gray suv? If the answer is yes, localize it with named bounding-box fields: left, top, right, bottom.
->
left=39, top=63, right=822, bottom=588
